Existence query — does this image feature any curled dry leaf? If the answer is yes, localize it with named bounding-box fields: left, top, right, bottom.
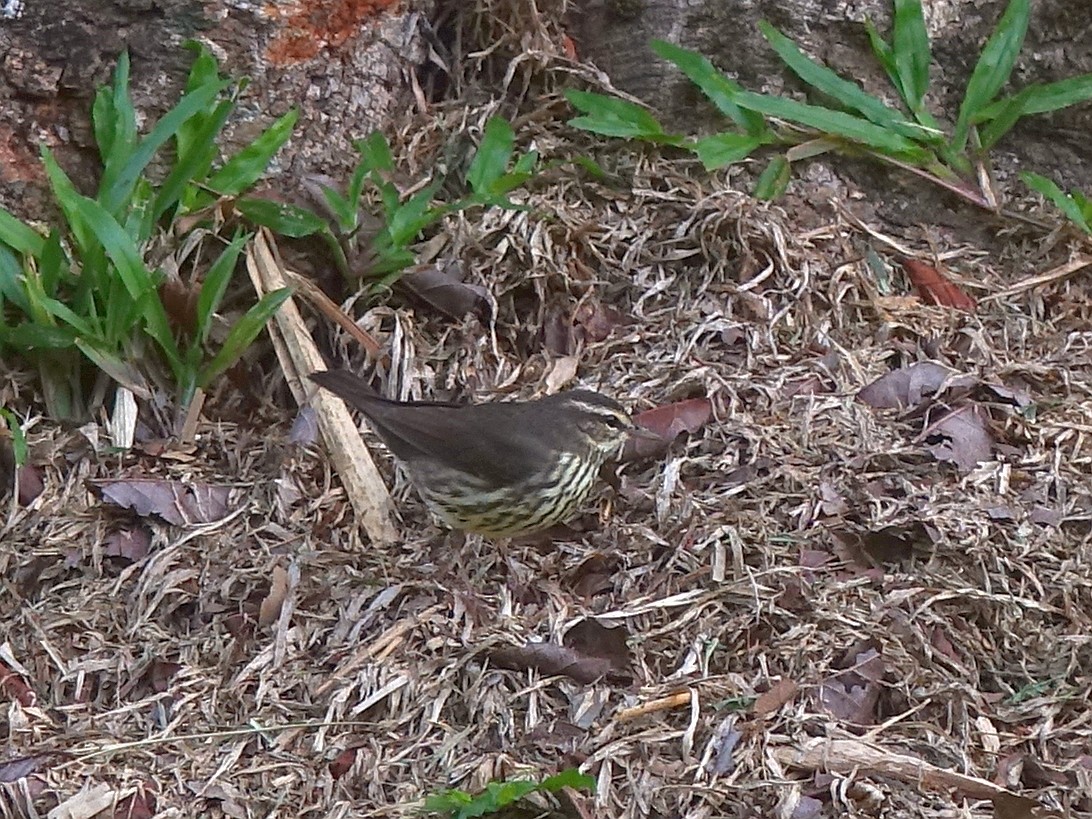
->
left=857, top=361, right=971, bottom=409
left=329, top=747, right=359, bottom=780
left=92, top=478, right=232, bottom=525
left=258, top=565, right=290, bottom=628
left=490, top=619, right=633, bottom=685
left=398, top=261, right=492, bottom=319
left=920, top=404, right=994, bottom=471
left=102, top=525, right=153, bottom=563
left=753, top=678, right=800, bottom=717
left=0, top=659, right=36, bottom=707
left=816, top=645, right=885, bottom=725
left=900, top=257, right=976, bottom=311
left=623, top=397, right=713, bottom=461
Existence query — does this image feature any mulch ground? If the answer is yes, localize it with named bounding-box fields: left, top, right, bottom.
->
left=3, top=9, right=1092, bottom=819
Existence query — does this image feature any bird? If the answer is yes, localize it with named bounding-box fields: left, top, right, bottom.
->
left=309, top=368, right=639, bottom=536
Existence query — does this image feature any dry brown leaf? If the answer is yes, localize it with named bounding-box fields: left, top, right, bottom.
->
left=490, top=619, right=633, bottom=685
left=992, top=793, right=1063, bottom=819
left=901, top=257, right=977, bottom=312
left=754, top=678, right=800, bottom=717
left=102, top=525, right=153, bottom=563
left=920, top=404, right=994, bottom=471
left=329, top=747, right=358, bottom=780
left=857, top=361, right=970, bottom=409
left=0, top=659, right=35, bottom=708
left=259, top=565, right=290, bottom=628
left=0, top=753, right=48, bottom=784
left=92, top=478, right=232, bottom=525
left=399, top=261, right=492, bottom=319
left=623, top=397, right=712, bottom=460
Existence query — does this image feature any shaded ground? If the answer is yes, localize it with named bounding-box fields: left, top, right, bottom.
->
left=3, top=13, right=1092, bottom=819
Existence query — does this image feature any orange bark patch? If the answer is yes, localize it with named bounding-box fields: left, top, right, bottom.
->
left=0, top=124, right=44, bottom=185
left=265, top=0, right=401, bottom=65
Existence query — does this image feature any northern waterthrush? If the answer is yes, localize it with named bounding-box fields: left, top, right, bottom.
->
left=310, top=369, right=637, bottom=536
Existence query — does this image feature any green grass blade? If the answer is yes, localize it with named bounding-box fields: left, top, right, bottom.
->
left=41, top=147, right=102, bottom=274
left=892, top=0, right=931, bottom=114
left=565, top=89, right=683, bottom=144
left=864, top=19, right=899, bottom=89
left=356, top=131, right=395, bottom=172
left=649, top=39, right=767, bottom=134
left=94, top=52, right=137, bottom=167
left=758, top=21, right=930, bottom=143
left=153, top=98, right=234, bottom=222
left=754, top=154, right=791, bottom=199
left=387, top=183, right=442, bottom=246
left=236, top=199, right=329, bottom=237
left=0, top=409, right=28, bottom=466
left=729, top=90, right=930, bottom=159
left=467, top=117, right=515, bottom=195
left=195, top=232, right=249, bottom=344
left=978, top=87, right=1031, bottom=149
left=975, top=74, right=1092, bottom=121
left=952, top=0, right=1029, bottom=151
left=693, top=133, right=766, bottom=169
left=99, top=78, right=230, bottom=215
left=0, top=208, right=44, bottom=257
left=0, top=246, right=31, bottom=313
left=197, top=287, right=291, bottom=388
left=207, top=109, right=299, bottom=196
left=1021, top=172, right=1092, bottom=233
left=63, top=192, right=155, bottom=301
left=2, top=322, right=77, bottom=350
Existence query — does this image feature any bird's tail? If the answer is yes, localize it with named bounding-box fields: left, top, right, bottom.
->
left=309, top=369, right=387, bottom=411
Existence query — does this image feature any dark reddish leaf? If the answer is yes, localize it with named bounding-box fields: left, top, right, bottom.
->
left=0, top=660, right=35, bottom=707
left=490, top=619, right=633, bottom=685
left=564, top=619, right=633, bottom=681
left=931, top=627, right=961, bottom=664
left=920, top=404, right=994, bottom=471
left=857, top=361, right=971, bottom=409
left=753, top=678, right=799, bottom=717
left=816, top=645, right=884, bottom=725
left=398, top=261, right=491, bottom=319
left=901, top=257, right=976, bottom=311
left=92, top=478, right=232, bottom=525
left=103, top=525, right=153, bottom=563
left=1029, top=506, right=1062, bottom=528
left=623, top=397, right=712, bottom=460
left=491, top=642, right=613, bottom=685
left=567, top=553, right=621, bottom=599
left=992, top=793, right=1050, bottom=819
left=158, top=277, right=199, bottom=336
left=573, top=299, right=622, bottom=343
left=147, top=659, right=182, bottom=693
left=329, top=747, right=358, bottom=780
left=17, top=464, right=44, bottom=506
left=111, top=788, right=157, bottom=819
left=258, top=565, right=290, bottom=628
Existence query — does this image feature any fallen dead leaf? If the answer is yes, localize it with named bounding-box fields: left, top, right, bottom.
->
left=920, top=404, right=994, bottom=471
left=258, top=565, right=290, bottom=628
left=102, top=525, right=153, bottom=563
left=992, top=792, right=1063, bottom=819
left=754, top=678, right=800, bottom=717
left=329, top=747, right=358, bottom=780
left=816, top=645, right=885, bottom=725
left=398, top=261, right=492, bottom=319
left=92, top=478, right=232, bottom=525
left=490, top=619, right=633, bottom=685
left=706, top=715, right=742, bottom=775
left=857, top=361, right=970, bottom=409
left=0, top=659, right=35, bottom=707
left=623, top=397, right=712, bottom=460
left=545, top=355, right=580, bottom=394
left=0, top=753, right=49, bottom=784
left=901, top=257, right=976, bottom=312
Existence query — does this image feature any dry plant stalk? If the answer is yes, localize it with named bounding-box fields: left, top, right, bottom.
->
left=246, top=228, right=397, bottom=544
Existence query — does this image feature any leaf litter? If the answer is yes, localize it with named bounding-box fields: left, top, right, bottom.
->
left=1, top=3, right=1091, bottom=817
